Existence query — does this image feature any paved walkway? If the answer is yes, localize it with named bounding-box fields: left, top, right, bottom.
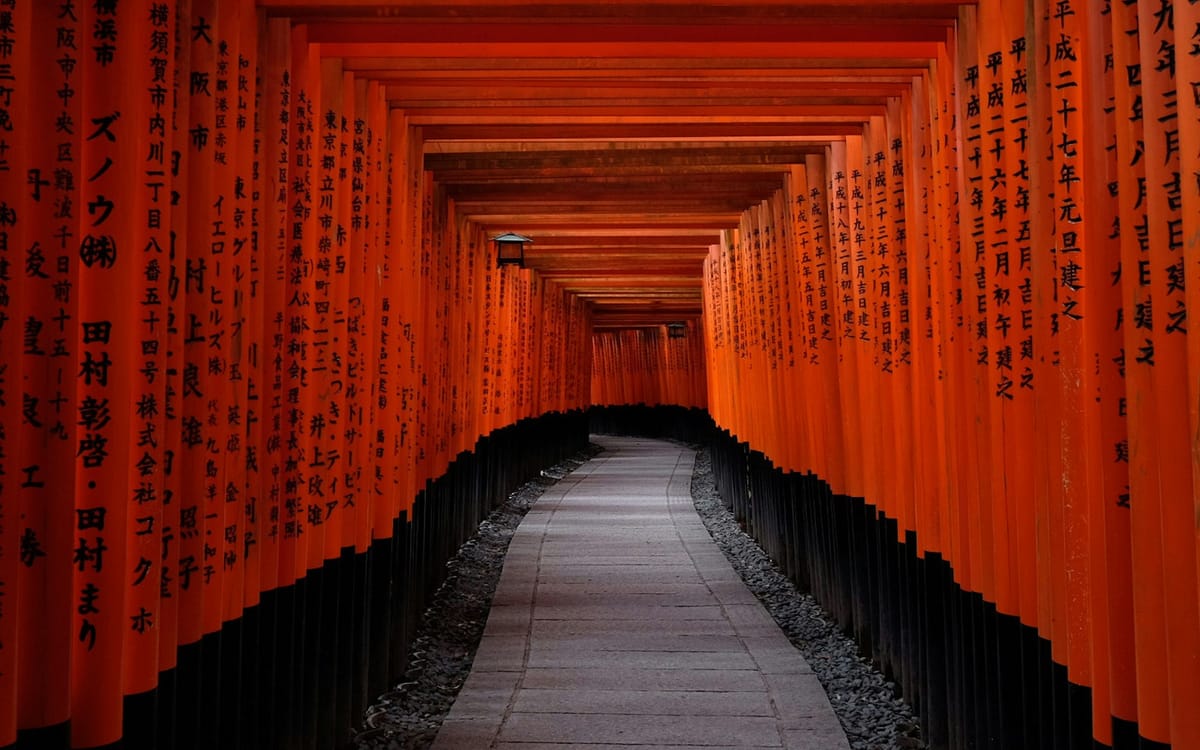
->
left=431, top=437, right=850, bottom=750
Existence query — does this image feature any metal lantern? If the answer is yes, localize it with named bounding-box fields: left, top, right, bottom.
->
left=492, top=232, right=531, bottom=268
left=666, top=322, right=687, bottom=339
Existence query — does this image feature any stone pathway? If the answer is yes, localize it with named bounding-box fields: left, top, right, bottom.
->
left=431, top=436, right=850, bottom=749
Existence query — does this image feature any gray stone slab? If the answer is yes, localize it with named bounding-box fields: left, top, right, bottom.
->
left=469, top=634, right=528, bottom=672
left=525, top=632, right=748, bottom=653
left=430, top=718, right=502, bottom=749
left=690, top=552, right=738, bottom=568
left=764, top=673, right=842, bottom=718
left=723, top=603, right=784, bottom=631
left=537, top=566, right=703, bottom=583
left=531, top=589, right=725, bottom=608
left=510, top=688, right=774, bottom=716
left=530, top=618, right=738, bottom=637
left=783, top=721, right=853, bottom=750
left=742, top=636, right=815, bottom=675
left=706, top=579, right=763, bottom=605
left=519, top=667, right=767, bottom=692
left=495, top=744, right=780, bottom=750
left=535, top=555, right=692, bottom=566
left=543, top=539, right=679, bottom=547
left=533, top=604, right=728, bottom=621
left=482, top=605, right=533, bottom=631
left=540, top=540, right=685, bottom=550
left=536, top=582, right=714, bottom=597
left=442, top=672, right=521, bottom=718
left=542, top=517, right=675, bottom=524
left=498, top=712, right=783, bottom=746
left=525, top=648, right=758, bottom=670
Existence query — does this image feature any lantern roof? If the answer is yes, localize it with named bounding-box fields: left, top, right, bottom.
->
left=492, top=232, right=532, bottom=244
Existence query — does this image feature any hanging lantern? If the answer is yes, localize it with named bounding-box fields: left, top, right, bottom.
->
left=492, top=232, right=531, bottom=268
left=666, top=322, right=687, bottom=339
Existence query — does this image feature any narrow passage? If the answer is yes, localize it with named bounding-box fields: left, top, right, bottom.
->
left=432, top=437, right=850, bottom=749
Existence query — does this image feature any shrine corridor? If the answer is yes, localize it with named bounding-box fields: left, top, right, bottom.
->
left=2, top=0, right=1199, bottom=749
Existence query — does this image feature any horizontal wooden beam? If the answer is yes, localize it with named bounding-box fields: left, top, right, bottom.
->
left=341, top=56, right=934, bottom=71
left=318, top=41, right=941, bottom=60
left=476, top=217, right=731, bottom=227
left=388, top=90, right=908, bottom=106
left=589, top=303, right=704, bottom=314
left=420, top=123, right=859, bottom=140
left=532, top=253, right=707, bottom=262
left=352, top=67, right=931, bottom=90
left=427, top=146, right=819, bottom=170
left=436, top=166, right=793, bottom=182
left=265, top=1, right=967, bottom=22
left=404, top=110, right=879, bottom=124
left=424, top=138, right=834, bottom=154
left=308, top=22, right=951, bottom=45
left=455, top=199, right=756, bottom=211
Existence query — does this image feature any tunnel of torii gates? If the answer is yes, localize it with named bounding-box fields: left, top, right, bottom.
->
left=1, top=0, right=1200, bottom=749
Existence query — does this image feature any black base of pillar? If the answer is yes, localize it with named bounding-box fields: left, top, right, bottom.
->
left=702, top=423, right=1169, bottom=750
left=9, top=410, right=587, bottom=750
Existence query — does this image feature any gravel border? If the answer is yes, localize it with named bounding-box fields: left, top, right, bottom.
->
left=690, top=446, right=926, bottom=750
left=352, top=445, right=602, bottom=750
left=353, top=440, right=924, bottom=750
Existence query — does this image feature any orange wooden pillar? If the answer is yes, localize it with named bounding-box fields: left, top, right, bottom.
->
left=121, top=0, right=185, bottom=716
left=851, top=135, right=882, bottom=510
left=769, top=183, right=802, bottom=472
left=1108, top=1, right=1169, bottom=744
left=204, top=0, right=238, bottom=642
left=903, top=73, right=945, bottom=571
left=928, top=41, right=958, bottom=576
left=862, top=117, right=893, bottom=523
left=827, top=141, right=865, bottom=502
left=347, top=76, right=372, bottom=541
left=883, top=100, right=916, bottom=550
left=383, top=109, right=413, bottom=527
left=1179, top=0, right=1200, bottom=643
left=424, top=185, right=449, bottom=481
left=764, top=195, right=790, bottom=466
left=789, top=179, right=817, bottom=476
left=368, top=81, right=389, bottom=527
left=1076, top=1, right=1135, bottom=743
left=148, top=3, right=187, bottom=699
left=1135, top=0, right=1200, bottom=743
left=478, top=222, right=499, bottom=434
left=316, top=56, right=349, bottom=564
left=70, top=1, right=154, bottom=744
left=997, top=0, right=1038, bottom=637
left=239, top=3, right=268, bottom=616
left=743, top=203, right=769, bottom=456
left=926, top=43, right=961, bottom=746
left=1048, top=0, right=1095, bottom=707
left=13, top=1, right=77, bottom=740
left=803, top=153, right=843, bottom=496
left=700, top=257, right=717, bottom=426
left=0, top=2, right=31, bottom=745
left=906, top=29, right=949, bottom=615
left=176, top=0, right=214, bottom=658
left=277, top=30, right=320, bottom=747
left=216, top=0, right=254, bottom=637
left=414, top=172, right=436, bottom=489
left=253, top=13, right=292, bottom=613
left=974, top=0, right=1018, bottom=623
